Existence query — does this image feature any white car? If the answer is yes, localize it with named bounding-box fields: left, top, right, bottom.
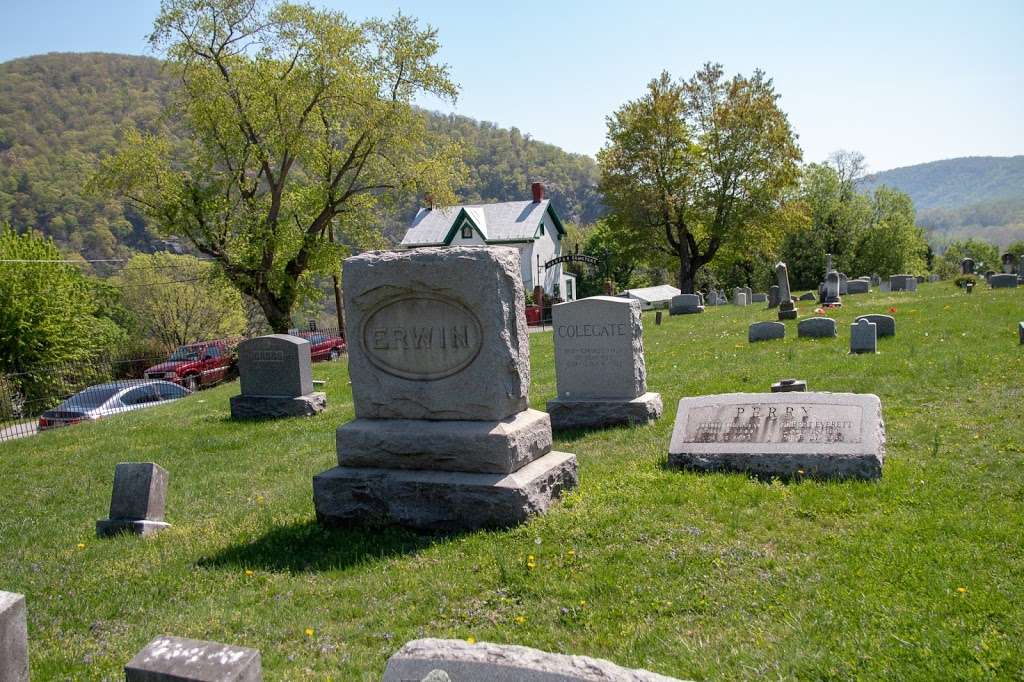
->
left=38, top=380, right=191, bottom=430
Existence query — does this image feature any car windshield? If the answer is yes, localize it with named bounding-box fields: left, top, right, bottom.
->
left=59, top=386, right=121, bottom=410
left=169, top=346, right=201, bottom=361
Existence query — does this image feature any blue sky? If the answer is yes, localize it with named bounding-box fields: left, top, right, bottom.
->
left=2, top=0, right=1021, bottom=172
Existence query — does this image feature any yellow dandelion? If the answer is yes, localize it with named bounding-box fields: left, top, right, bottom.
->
left=579, top=600, right=587, bottom=607
left=244, top=570, right=254, bottom=577
left=467, top=636, right=476, bottom=644
left=957, top=587, right=967, bottom=594
left=76, top=543, right=86, bottom=550
left=514, top=616, right=526, bottom=624
left=304, top=628, right=315, bottom=637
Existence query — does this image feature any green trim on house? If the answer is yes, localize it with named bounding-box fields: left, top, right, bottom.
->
left=546, top=204, right=567, bottom=238
left=440, top=208, right=485, bottom=245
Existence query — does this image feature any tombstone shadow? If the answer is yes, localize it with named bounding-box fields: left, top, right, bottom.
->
left=197, top=519, right=453, bottom=573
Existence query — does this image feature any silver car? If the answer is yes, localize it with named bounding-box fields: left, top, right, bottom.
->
left=38, top=380, right=191, bottom=430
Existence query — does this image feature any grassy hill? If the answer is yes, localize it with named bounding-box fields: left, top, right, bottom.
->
left=2, top=282, right=1022, bottom=679
left=0, top=53, right=601, bottom=265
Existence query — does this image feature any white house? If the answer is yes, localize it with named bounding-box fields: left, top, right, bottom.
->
left=620, top=285, right=681, bottom=310
left=400, top=183, right=577, bottom=301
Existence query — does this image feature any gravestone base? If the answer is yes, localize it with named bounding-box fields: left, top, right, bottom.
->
left=546, top=392, right=663, bottom=431
left=669, top=305, right=704, bottom=315
left=313, top=451, right=578, bottom=532
left=229, top=392, right=326, bottom=419
left=778, top=302, right=798, bottom=321
left=96, top=518, right=171, bottom=538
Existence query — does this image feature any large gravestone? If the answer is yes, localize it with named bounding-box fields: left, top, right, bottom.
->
left=854, top=314, right=895, bottom=338
left=767, top=285, right=780, bottom=309
left=547, top=297, right=662, bottom=430
left=229, top=335, right=326, bottom=419
left=822, top=271, right=841, bottom=305
left=667, top=392, right=885, bottom=479
left=846, top=279, right=870, bottom=294
left=125, top=636, right=262, bottom=681
left=798, top=317, right=837, bottom=338
left=96, top=462, right=171, bottom=537
left=961, top=257, right=975, bottom=275
left=749, top=321, right=785, bottom=343
left=776, top=262, right=798, bottom=320
left=890, top=275, right=917, bottom=292
left=0, top=591, right=29, bottom=682
left=1002, top=252, right=1018, bottom=274
left=850, top=319, right=877, bottom=354
left=382, top=639, right=684, bottom=682
left=990, top=273, right=1018, bottom=289
left=751, top=292, right=768, bottom=303
left=313, top=247, right=577, bottom=531
left=669, top=294, right=704, bottom=315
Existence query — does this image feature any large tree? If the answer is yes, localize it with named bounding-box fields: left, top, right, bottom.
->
left=94, top=0, right=464, bottom=331
left=597, top=65, right=801, bottom=293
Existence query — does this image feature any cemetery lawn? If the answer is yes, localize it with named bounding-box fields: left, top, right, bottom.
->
left=2, top=283, right=1023, bottom=681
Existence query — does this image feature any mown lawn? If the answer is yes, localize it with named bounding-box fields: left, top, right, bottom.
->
left=2, top=282, right=1022, bottom=680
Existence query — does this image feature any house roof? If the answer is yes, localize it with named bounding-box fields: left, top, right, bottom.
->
left=620, top=285, right=681, bottom=304
left=400, top=200, right=565, bottom=247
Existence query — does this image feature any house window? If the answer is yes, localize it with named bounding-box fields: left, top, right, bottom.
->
left=461, top=222, right=473, bottom=239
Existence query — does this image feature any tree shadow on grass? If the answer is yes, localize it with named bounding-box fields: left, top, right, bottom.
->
left=197, top=519, right=452, bottom=573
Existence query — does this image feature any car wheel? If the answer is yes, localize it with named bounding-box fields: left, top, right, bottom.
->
left=182, top=375, right=199, bottom=392
left=329, top=348, right=340, bottom=361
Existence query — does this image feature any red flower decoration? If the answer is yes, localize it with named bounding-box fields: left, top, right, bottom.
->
left=888, top=307, right=897, bottom=314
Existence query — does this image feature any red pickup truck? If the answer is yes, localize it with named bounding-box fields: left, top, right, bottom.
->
left=295, top=331, right=346, bottom=361
left=143, top=340, right=235, bottom=391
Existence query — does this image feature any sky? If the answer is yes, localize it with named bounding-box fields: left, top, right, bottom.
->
left=1, top=0, right=1022, bottom=173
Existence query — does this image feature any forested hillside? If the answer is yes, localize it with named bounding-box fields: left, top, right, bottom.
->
left=0, top=53, right=601, bottom=265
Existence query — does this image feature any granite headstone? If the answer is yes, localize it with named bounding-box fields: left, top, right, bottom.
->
left=124, top=636, right=262, bottom=682
left=0, top=591, right=29, bottom=682
left=797, top=317, right=837, bottom=338
left=850, top=319, right=877, bottom=354
left=96, top=462, right=171, bottom=537
left=230, top=334, right=326, bottom=418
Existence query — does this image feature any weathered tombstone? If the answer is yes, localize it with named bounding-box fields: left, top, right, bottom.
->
left=961, top=257, right=975, bottom=275
left=0, top=591, right=29, bottom=682
left=775, top=262, right=798, bottom=320
left=985, top=270, right=995, bottom=284
left=990, top=273, right=1018, bottom=289
left=667, top=392, right=885, bottom=479
left=879, top=280, right=891, bottom=293
left=771, top=379, right=806, bottom=393
left=854, top=314, right=895, bottom=338
left=822, top=272, right=841, bottom=305
left=96, top=462, right=171, bottom=537
left=654, top=311, right=663, bottom=325
left=846, top=279, right=870, bottom=294
left=751, top=292, right=767, bottom=303
left=797, top=317, right=837, bottom=338
left=915, top=275, right=925, bottom=284
left=669, top=294, right=704, bottom=315
left=767, top=285, right=780, bottom=309
left=1002, top=252, right=1017, bottom=274
left=1019, top=322, right=1023, bottom=345
left=743, top=286, right=753, bottom=302
left=125, top=636, right=262, bottom=682
left=928, top=273, right=941, bottom=282
left=838, top=273, right=849, bottom=295
left=734, top=292, right=748, bottom=306
left=870, top=273, right=882, bottom=286
left=382, top=639, right=682, bottom=682
left=850, top=319, right=877, bottom=354
left=547, top=297, right=662, bottom=430
left=748, top=321, right=785, bottom=343
left=798, top=291, right=816, bottom=302
left=229, top=334, right=326, bottom=418
left=313, top=247, right=577, bottom=531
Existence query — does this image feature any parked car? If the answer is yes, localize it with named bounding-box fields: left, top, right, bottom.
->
left=144, top=340, right=235, bottom=391
left=38, top=380, right=191, bottom=431
left=295, top=331, right=346, bottom=362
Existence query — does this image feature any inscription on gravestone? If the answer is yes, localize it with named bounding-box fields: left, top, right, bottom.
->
left=685, top=403, right=862, bottom=444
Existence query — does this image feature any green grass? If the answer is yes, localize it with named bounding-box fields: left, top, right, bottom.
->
left=2, top=283, right=1023, bottom=680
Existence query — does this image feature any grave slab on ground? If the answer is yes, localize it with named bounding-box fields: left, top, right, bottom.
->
left=314, top=247, right=577, bottom=531
left=229, top=334, right=326, bottom=419
left=667, top=392, right=885, bottom=480
left=0, top=591, right=29, bottom=682
left=546, top=296, right=662, bottom=430
left=382, top=638, right=685, bottom=682
left=124, top=635, right=262, bottom=682
left=96, top=462, right=171, bottom=537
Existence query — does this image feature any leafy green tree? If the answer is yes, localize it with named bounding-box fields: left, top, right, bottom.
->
left=853, top=186, right=928, bottom=277
left=93, top=0, right=465, bottom=331
left=597, top=65, right=801, bottom=293
left=115, top=253, right=247, bottom=348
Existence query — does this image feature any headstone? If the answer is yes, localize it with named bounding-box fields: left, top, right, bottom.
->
left=966, top=282, right=974, bottom=294
left=1002, top=252, right=1017, bottom=274
left=879, top=281, right=891, bottom=293
left=96, top=462, right=171, bottom=537
left=667, top=392, right=885, bottom=479
left=751, top=293, right=767, bottom=303
left=1019, top=322, right=1023, bottom=345
left=767, top=285, right=780, bottom=309
left=125, top=636, right=262, bottom=682
left=669, top=294, right=704, bottom=315
left=990, top=273, right=1018, bottom=289
left=229, top=334, right=326, bottom=418
left=743, top=286, right=753, bottom=302
left=985, top=270, right=995, bottom=284
left=846, top=279, right=870, bottom=294
left=381, top=639, right=682, bottom=682
left=748, top=321, right=785, bottom=343
left=798, top=292, right=816, bottom=302
left=313, top=247, right=578, bottom=531
left=838, top=273, right=848, bottom=295
left=0, top=591, right=29, bottom=682
left=734, top=292, right=748, bottom=306
left=655, top=311, right=663, bottom=325
left=797, top=317, right=837, bottom=338
left=961, top=257, right=975, bottom=275
left=914, top=275, right=925, bottom=284
left=854, top=314, right=895, bottom=338
left=771, top=379, right=806, bottom=393
left=822, top=272, right=841, bottom=305
left=546, top=297, right=662, bottom=430
left=928, top=273, right=940, bottom=282
left=870, top=273, right=882, bottom=286
left=775, top=262, right=798, bottom=320
left=850, top=319, right=877, bottom=354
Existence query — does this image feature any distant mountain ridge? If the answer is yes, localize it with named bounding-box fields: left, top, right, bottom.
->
left=860, top=156, right=1024, bottom=211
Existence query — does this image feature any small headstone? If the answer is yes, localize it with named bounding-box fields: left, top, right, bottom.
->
left=985, top=270, right=995, bottom=284
left=734, top=292, right=748, bottom=306
left=799, top=291, right=816, bottom=301
left=0, top=591, right=29, bottom=682
left=751, top=292, right=767, bottom=303
left=667, top=392, right=886, bottom=479
left=771, top=379, right=806, bottom=393
left=229, top=334, right=326, bottom=418
left=854, top=314, right=895, bottom=338
left=846, top=279, right=870, bottom=294
left=382, top=638, right=683, bottom=682
left=850, top=319, right=877, bottom=354
left=1001, top=252, right=1017, bottom=274
left=96, top=462, right=171, bottom=537
left=961, top=257, right=975, bottom=275
left=767, top=285, right=780, bottom=309
left=748, top=321, right=785, bottom=342
left=655, top=311, right=663, bottom=325
left=990, top=273, right=1018, bottom=289
left=914, top=275, right=925, bottom=284
left=125, top=636, right=262, bottom=682
left=547, top=297, right=662, bottom=430
left=838, top=273, right=849, bottom=295
left=966, top=281, right=974, bottom=294
left=1019, top=322, right=1023, bottom=345
left=669, top=294, right=704, bottom=315
left=797, top=317, right=837, bottom=338
left=879, top=281, right=891, bottom=293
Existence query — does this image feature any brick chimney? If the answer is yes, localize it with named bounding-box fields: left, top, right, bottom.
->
left=531, top=182, right=544, bottom=203
left=424, top=193, right=434, bottom=210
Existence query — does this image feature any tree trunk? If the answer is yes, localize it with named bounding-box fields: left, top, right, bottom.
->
left=331, top=273, right=345, bottom=337
left=253, top=287, right=294, bottom=334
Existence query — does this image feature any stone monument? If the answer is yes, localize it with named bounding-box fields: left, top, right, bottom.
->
left=775, top=262, right=798, bottom=320
left=797, top=317, right=837, bottom=338
left=669, top=294, right=704, bottom=315
left=990, top=273, right=1018, bottom=289
left=125, top=636, right=262, bottom=682
left=312, top=247, right=577, bottom=531
left=0, top=591, right=29, bottom=682
left=961, top=257, right=975, bottom=275
left=547, top=296, right=662, bottom=430
left=96, top=462, right=171, bottom=537
left=771, top=379, right=807, bottom=393
left=846, top=279, right=870, bottom=294
left=890, top=274, right=917, bottom=292
left=229, top=334, right=326, bottom=419
left=667, top=392, right=886, bottom=479
left=1002, top=253, right=1018, bottom=274
left=850, top=318, right=877, bottom=354
left=767, top=285, right=780, bottom=309
left=854, top=314, right=895, bottom=338
left=838, top=272, right=848, bottom=295
left=822, top=271, right=841, bottom=305
left=749, top=321, right=785, bottom=342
